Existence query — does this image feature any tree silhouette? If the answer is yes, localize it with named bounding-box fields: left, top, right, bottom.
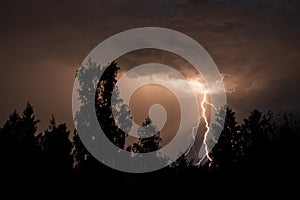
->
left=209, top=107, right=244, bottom=172
left=95, top=61, right=131, bottom=149
left=239, top=109, right=274, bottom=169
left=127, top=117, right=162, bottom=153
left=37, top=115, right=73, bottom=172
left=75, top=59, right=162, bottom=159
left=72, top=129, right=90, bottom=169
left=0, top=103, right=40, bottom=171
left=242, top=110, right=271, bottom=148
left=73, top=59, right=133, bottom=173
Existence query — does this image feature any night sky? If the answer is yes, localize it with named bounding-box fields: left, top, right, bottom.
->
left=1, top=0, right=300, bottom=130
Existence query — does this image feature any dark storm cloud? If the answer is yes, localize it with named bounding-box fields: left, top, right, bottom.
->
left=0, top=0, right=299, bottom=129
left=169, top=0, right=300, bottom=120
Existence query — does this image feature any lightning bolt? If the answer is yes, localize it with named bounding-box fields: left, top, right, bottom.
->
left=185, top=74, right=235, bottom=166
left=195, top=91, right=218, bottom=166
left=185, top=91, right=216, bottom=163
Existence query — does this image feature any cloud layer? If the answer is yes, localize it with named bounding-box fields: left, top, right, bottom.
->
left=0, top=0, right=299, bottom=130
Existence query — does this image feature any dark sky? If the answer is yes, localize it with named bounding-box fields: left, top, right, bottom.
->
left=1, top=0, right=300, bottom=130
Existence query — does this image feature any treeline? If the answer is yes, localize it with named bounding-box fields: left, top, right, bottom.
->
left=0, top=103, right=299, bottom=196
